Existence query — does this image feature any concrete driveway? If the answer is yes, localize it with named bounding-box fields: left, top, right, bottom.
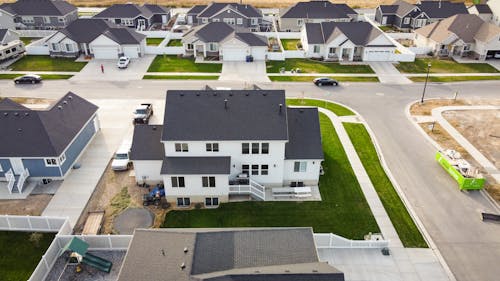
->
left=487, top=60, right=500, bottom=71
left=369, top=62, right=412, bottom=84
left=70, top=55, right=155, bottom=81
left=219, top=61, right=270, bottom=82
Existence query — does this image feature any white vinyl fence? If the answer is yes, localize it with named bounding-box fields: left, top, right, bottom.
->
left=386, top=32, right=415, bottom=40
left=314, top=233, right=389, bottom=249
left=0, top=215, right=70, bottom=233
left=17, top=30, right=56, bottom=38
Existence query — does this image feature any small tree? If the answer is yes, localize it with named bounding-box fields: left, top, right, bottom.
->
left=29, top=232, right=43, bottom=248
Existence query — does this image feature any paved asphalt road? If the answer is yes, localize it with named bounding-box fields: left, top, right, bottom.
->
left=1, top=79, right=499, bottom=281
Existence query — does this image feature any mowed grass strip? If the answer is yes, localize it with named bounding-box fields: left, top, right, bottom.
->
left=396, top=58, right=499, bottom=74
left=286, top=98, right=355, bottom=116
left=344, top=123, right=427, bottom=248
left=163, top=113, right=380, bottom=239
left=146, top=38, right=165, bottom=46
left=147, top=55, right=222, bottom=72
left=0, top=231, right=55, bottom=281
left=166, top=39, right=183, bottom=47
left=409, top=75, right=500, bottom=82
left=9, top=56, right=87, bottom=72
left=143, top=75, right=219, bottom=80
left=269, top=76, right=379, bottom=82
left=280, top=39, right=300, bottom=50
left=266, top=58, right=374, bottom=73
left=0, top=74, right=73, bottom=79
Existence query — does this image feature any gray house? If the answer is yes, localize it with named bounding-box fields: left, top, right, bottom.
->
left=186, top=2, right=268, bottom=32
left=0, top=0, right=77, bottom=30
left=93, top=4, right=171, bottom=31
left=0, top=93, right=99, bottom=194
left=117, top=228, right=344, bottom=281
left=279, top=1, right=358, bottom=32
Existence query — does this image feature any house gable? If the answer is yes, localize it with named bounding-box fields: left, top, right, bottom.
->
left=90, top=34, right=120, bottom=46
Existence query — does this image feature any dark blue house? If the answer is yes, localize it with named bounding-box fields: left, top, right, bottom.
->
left=0, top=92, right=99, bottom=193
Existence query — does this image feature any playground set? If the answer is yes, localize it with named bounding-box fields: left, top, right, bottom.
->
left=60, top=237, right=113, bottom=273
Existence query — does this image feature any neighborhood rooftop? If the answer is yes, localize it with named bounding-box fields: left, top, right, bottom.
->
left=280, top=1, right=357, bottom=18
left=93, top=3, right=169, bottom=18
left=0, top=0, right=76, bottom=16
left=305, top=21, right=392, bottom=46
left=197, top=2, right=261, bottom=18
left=380, top=0, right=468, bottom=18
left=285, top=108, right=324, bottom=160
left=161, top=157, right=231, bottom=175
left=0, top=93, right=98, bottom=157
left=129, top=125, right=165, bottom=161
left=185, top=22, right=267, bottom=45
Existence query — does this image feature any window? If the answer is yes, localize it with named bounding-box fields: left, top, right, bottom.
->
left=294, top=161, right=307, bottom=172
left=403, top=17, right=410, bottom=24
left=43, top=17, right=50, bottom=24
left=212, top=18, right=220, bottom=22
left=242, top=143, right=249, bottom=154
left=175, top=143, right=188, bottom=152
left=187, top=43, right=193, bottom=50
left=329, top=47, right=336, bottom=54
left=242, top=164, right=249, bottom=175
left=51, top=43, right=59, bottom=51
left=208, top=43, right=217, bottom=51
left=290, top=181, right=304, bottom=187
left=205, top=197, right=219, bottom=206
left=122, top=18, right=134, bottom=26
left=171, top=176, right=185, bottom=187
left=251, top=164, right=259, bottom=175
left=177, top=197, right=190, bottom=206
left=297, top=19, right=304, bottom=26
left=237, top=18, right=243, bottom=25
left=223, top=18, right=235, bottom=25
left=313, top=45, right=320, bottom=53
left=59, top=153, right=66, bottom=165
left=251, top=18, right=258, bottom=25
left=202, top=18, right=208, bottom=23
left=261, top=165, right=268, bottom=175
left=251, top=143, right=259, bottom=154
left=58, top=17, right=64, bottom=22
left=463, top=45, right=470, bottom=51
left=206, top=143, right=219, bottom=152
left=202, top=176, right=216, bottom=187
left=66, top=44, right=73, bottom=52
left=0, top=163, right=3, bottom=172
left=45, top=158, right=58, bottom=167
left=261, top=143, right=269, bottom=154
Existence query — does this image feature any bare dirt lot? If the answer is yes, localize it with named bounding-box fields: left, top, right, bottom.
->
left=0, top=195, right=52, bottom=216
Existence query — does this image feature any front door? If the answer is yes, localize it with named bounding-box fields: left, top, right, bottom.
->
left=138, top=19, right=146, bottom=30
left=382, top=16, right=387, bottom=25
left=10, top=158, right=24, bottom=175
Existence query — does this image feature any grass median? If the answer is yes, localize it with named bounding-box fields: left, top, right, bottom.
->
left=9, top=56, right=86, bottom=72
left=0, top=74, right=73, bottom=80
left=147, top=55, right=222, bottom=72
left=146, top=38, right=164, bottom=46
left=396, top=58, right=499, bottom=74
left=143, top=75, right=219, bottom=80
left=269, top=76, right=379, bottom=82
left=266, top=58, right=374, bottom=73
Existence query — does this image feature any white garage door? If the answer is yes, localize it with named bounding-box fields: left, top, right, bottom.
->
left=251, top=47, right=266, bottom=61
left=364, top=50, right=392, bottom=61
left=223, top=47, right=248, bottom=61
left=123, top=46, right=140, bottom=58
left=93, top=47, right=119, bottom=59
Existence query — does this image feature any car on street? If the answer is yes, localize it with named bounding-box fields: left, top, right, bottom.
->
left=13, top=74, right=42, bottom=84
left=313, top=77, right=339, bottom=86
left=133, top=103, right=153, bottom=124
left=117, top=56, right=130, bottom=69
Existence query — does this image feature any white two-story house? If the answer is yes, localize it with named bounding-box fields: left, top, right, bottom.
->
left=130, top=89, right=324, bottom=207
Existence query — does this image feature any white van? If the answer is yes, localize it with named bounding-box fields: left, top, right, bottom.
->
left=111, top=142, right=131, bottom=171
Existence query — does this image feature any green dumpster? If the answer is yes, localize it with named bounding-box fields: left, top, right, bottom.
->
left=435, top=151, right=485, bottom=190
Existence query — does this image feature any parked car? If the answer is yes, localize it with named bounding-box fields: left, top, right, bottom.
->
left=117, top=56, right=130, bottom=69
left=313, top=77, right=339, bottom=86
left=14, top=74, right=42, bottom=84
left=111, top=142, right=131, bottom=171
left=133, top=103, right=153, bottom=124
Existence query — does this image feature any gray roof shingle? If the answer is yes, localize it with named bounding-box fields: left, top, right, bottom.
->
left=285, top=108, right=324, bottom=160
left=280, top=1, right=357, bottom=19
left=94, top=4, right=169, bottom=19
left=474, top=4, right=492, bottom=14
left=235, top=32, right=268, bottom=46
left=0, top=92, right=98, bottom=157
left=0, top=0, right=76, bottom=16
left=161, top=157, right=231, bottom=175
left=53, top=19, right=145, bottom=44
left=129, top=125, right=164, bottom=160
left=162, top=90, right=288, bottom=141
left=187, top=5, right=207, bottom=14
left=417, top=1, right=468, bottom=19
left=305, top=22, right=389, bottom=46
left=197, top=3, right=261, bottom=18
left=186, top=22, right=267, bottom=45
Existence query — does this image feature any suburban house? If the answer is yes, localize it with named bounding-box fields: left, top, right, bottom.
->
left=301, top=22, right=397, bottom=61
left=185, top=2, right=268, bottom=32
left=0, top=28, right=20, bottom=44
left=468, top=4, right=494, bottom=22
left=130, top=89, right=324, bottom=207
left=488, top=0, right=500, bottom=25
left=415, top=14, right=500, bottom=60
left=0, top=28, right=24, bottom=61
left=44, top=18, right=146, bottom=59
left=117, top=228, right=345, bottom=281
left=93, top=4, right=171, bottom=31
left=278, top=0, right=358, bottom=32
left=0, top=93, right=99, bottom=194
left=375, top=0, right=469, bottom=30
left=182, top=22, right=268, bottom=61
left=0, top=0, right=77, bottom=30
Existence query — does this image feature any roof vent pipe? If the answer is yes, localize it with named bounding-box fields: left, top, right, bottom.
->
left=58, top=105, right=63, bottom=110
left=180, top=263, right=186, bottom=270
left=224, top=99, right=228, bottom=110
left=279, top=103, right=283, bottom=114
left=184, top=247, right=188, bottom=253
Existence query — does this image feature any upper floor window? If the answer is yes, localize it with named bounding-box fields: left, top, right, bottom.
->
left=202, top=176, right=216, bottom=187
left=59, top=153, right=66, bottom=165
left=313, top=45, right=320, bottom=53
left=294, top=161, right=307, bottom=172
left=251, top=18, right=258, bottom=25
left=43, top=17, right=50, bottom=24
left=122, top=18, right=134, bottom=26
left=175, top=143, right=188, bottom=152
left=237, top=18, right=243, bottom=25
left=251, top=143, right=259, bottom=154
left=171, top=176, right=185, bottom=187
left=242, top=143, right=249, bottom=154
left=297, top=19, right=304, bottom=26
left=261, top=143, right=269, bottom=154
left=0, top=163, right=3, bottom=172
left=187, top=43, right=194, bottom=50
left=206, top=143, right=219, bottom=152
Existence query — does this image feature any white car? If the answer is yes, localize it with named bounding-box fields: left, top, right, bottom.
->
left=111, top=143, right=131, bottom=171
left=117, top=56, right=130, bottom=69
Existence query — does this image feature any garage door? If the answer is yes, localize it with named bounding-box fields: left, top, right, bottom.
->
left=364, top=50, right=392, bottom=61
left=251, top=47, right=266, bottom=61
left=486, top=50, right=500, bottom=60
left=92, top=47, right=119, bottom=59
left=123, top=46, right=140, bottom=58
left=223, top=47, right=248, bottom=61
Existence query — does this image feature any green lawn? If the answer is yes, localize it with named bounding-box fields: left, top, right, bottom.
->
left=167, top=39, right=183, bottom=47
left=146, top=38, right=165, bottom=46
left=147, top=55, right=222, bottom=72
left=0, top=231, right=55, bottom=281
left=281, top=39, right=300, bottom=50
left=269, top=76, right=379, bottom=83
left=409, top=75, right=500, bottom=82
left=286, top=98, right=355, bottom=116
left=0, top=74, right=73, bottom=80
left=163, top=113, right=380, bottom=239
left=19, top=37, right=42, bottom=46
left=344, top=123, right=427, bottom=248
left=266, top=59, right=374, bottom=73
left=143, top=75, right=219, bottom=80
left=396, top=58, right=499, bottom=73
left=378, top=26, right=397, bottom=32
left=9, top=56, right=87, bottom=72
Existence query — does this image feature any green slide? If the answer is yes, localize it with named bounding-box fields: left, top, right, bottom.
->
left=82, top=253, right=113, bottom=273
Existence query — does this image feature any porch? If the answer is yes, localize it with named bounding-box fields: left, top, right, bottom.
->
left=325, top=47, right=362, bottom=62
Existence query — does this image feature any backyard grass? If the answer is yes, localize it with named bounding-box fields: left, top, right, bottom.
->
left=9, top=56, right=87, bottom=72
left=378, top=25, right=397, bottom=32
left=409, top=75, right=500, bottom=82
left=167, top=39, right=183, bottom=47
left=147, top=55, right=222, bottom=72
left=146, top=38, right=165, bottom=46
left=19, top=37, right=42, bottom=46
left=143, top=75, right=219, bottom=80
left=286, top=98, right=355, bottom=116
left=269, top=76, right=379, bottom=82
left=396, top=58, right=499, bottom=73
left=344, top=123, right=427, bottom=248
left=0, top=231, right=55, bottom=281
left=0, top=74, right=73, bottom=79
left=266, top=59, right=374, bottom=73
left=280, top=39, right=300, bottom=50
left=163, top=113, right=380, bottom=239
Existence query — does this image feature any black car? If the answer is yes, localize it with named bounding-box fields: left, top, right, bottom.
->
left=14, top=74, right=42, bottom=84
left=313, top=77, right=339, bottom=86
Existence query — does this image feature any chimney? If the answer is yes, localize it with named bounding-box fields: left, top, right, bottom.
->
left=279, top=103, right=283, bottom=114
left=224, top=99, right=228, bottom=110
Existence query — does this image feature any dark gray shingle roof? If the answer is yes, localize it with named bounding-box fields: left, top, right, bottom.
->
left=378, top=5, right=398, bottom=14
left=162, top=90, right=288, bottom=141
left=285, top=108, right=324, bottom=160
left=192, top=22, right=235, bottom=42
left=161, top=157, right=231, bottom=175
left=0, top=0, right=76, bottom=16
left=281, top=1, right=357, bottom=19
left=474, top=4, right=492, bottom=14
left=94, top=4, right=169, bottom=19
left=305, top=22, right=389, bottom=46
left=417, top=1, right=468, bottom=19
left=235, top=32, right=268, bottom=46
left=197, top=3, right=261, bottom=18
left=0, top=29, right=8, bottom=41
left=129, top=125, right=164, bottom=160
left=54, top=19, right=145, bottom=44
left=0, top=92, right=98, bottom=157
left=187, top=5, right=207, bottom=14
